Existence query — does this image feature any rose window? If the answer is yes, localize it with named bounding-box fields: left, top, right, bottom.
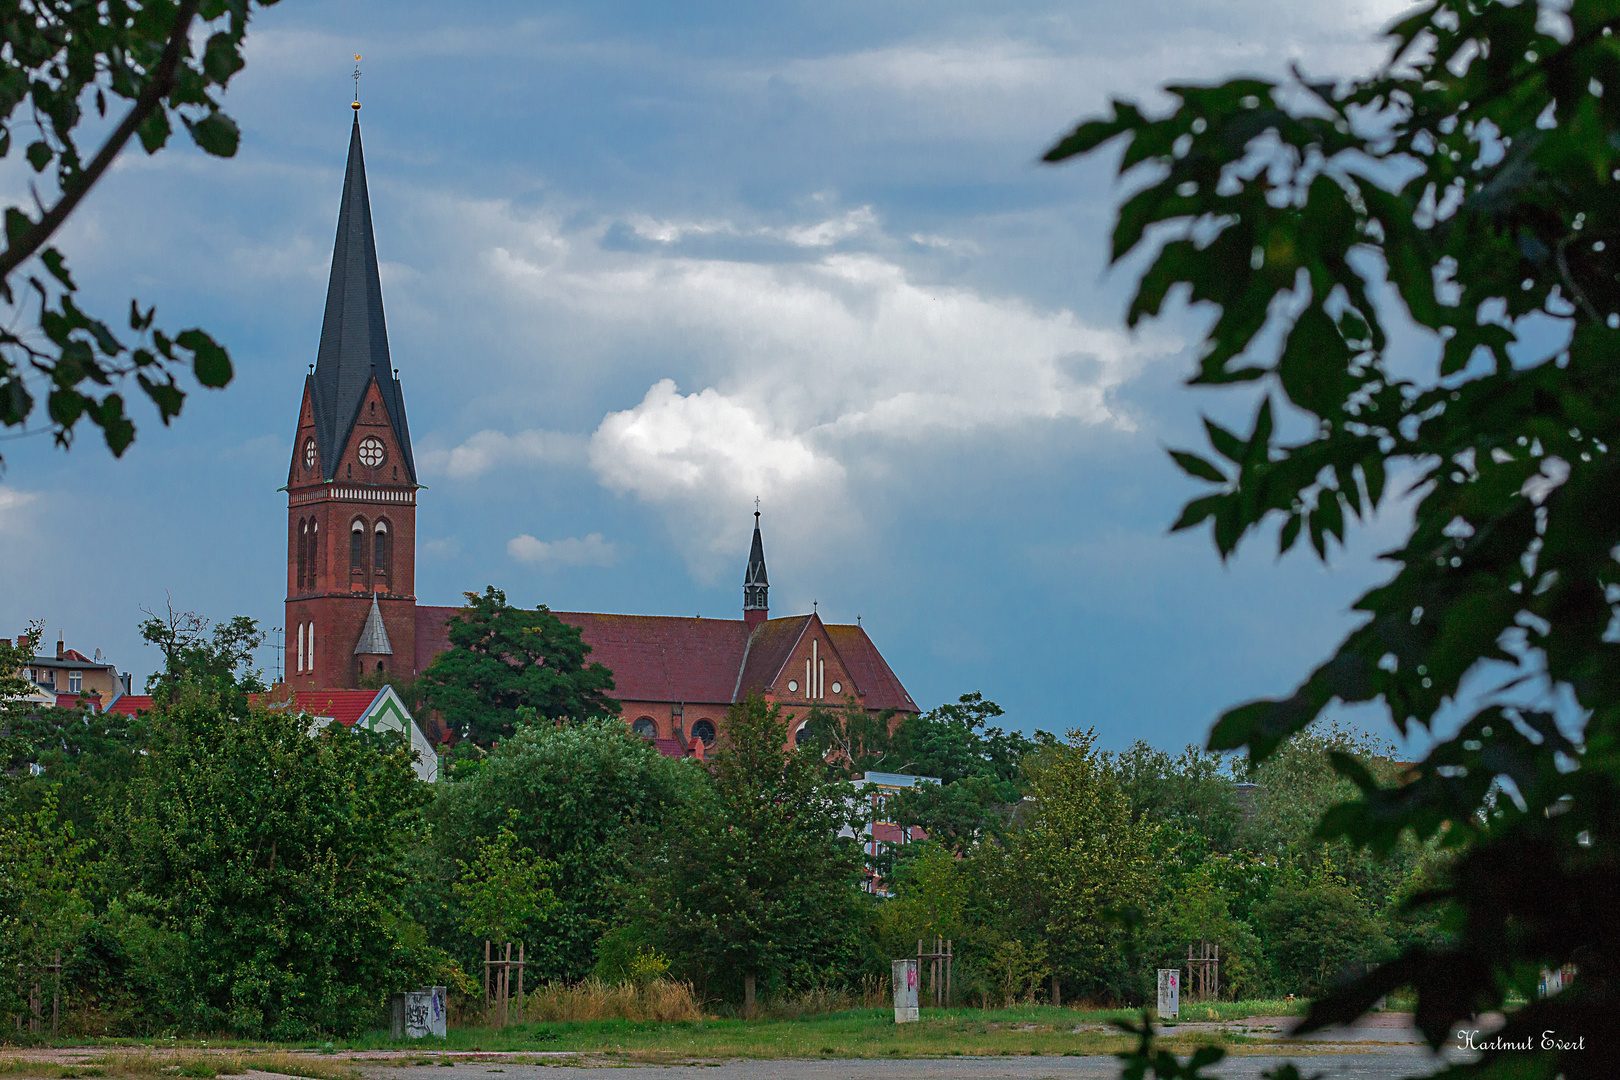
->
left=304, top=438, right=317, bottom=469
left=358, top=437, right=385, bottom=467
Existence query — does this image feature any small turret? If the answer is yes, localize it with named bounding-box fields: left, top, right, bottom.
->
left=744, top=509, right=769, bottom=629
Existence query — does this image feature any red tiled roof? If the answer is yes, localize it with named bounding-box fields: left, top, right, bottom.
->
left=251, top=689, right=381, bottom=727
left=735, top=615, right=811, bottom=700
left=824, top=624, right=917, bottom=713
left=105, top=694, right=154, bottom=716
left=414, top=606, right=917, bottom=714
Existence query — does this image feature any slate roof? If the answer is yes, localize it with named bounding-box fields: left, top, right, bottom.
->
left=413, top=606, right=917, bottom=713
left=353, top=594, right=394, bottom=655
left=746, top=517, right=768, bottom=587
left=310, top=115, right=415, bottom=482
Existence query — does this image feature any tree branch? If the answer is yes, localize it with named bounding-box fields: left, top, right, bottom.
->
left=0, top=0, right=202, bottom=283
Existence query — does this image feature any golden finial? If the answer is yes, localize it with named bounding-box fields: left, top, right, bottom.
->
left=352, top=54, right=362, bottom=110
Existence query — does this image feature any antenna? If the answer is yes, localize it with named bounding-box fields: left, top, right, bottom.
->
left=271, top=626, right=284, bottom=683
left=352, top=53, right=362, bottom=111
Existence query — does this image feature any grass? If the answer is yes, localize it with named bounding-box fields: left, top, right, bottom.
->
left=0, top=1051, right=361, bottom=1080
left=331, top=1000, right=1311, bottom=1060
left=0, top=997, right=1321, bottom=1069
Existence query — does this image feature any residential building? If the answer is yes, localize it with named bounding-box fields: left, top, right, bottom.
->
left=5, top=634, right=133, bottom=711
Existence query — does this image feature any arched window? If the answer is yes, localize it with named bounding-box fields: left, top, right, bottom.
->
left=350, top=519, right=367, bottom=582
left=631, top=717, right=657, bottom=739
left=308, top=620, right=315, bottom=672
left=691, top=719, right=716, bottom=747
left=373, top=519, right=392, bottom=586
left=297, top=622, right=305, bottom=672
left=297, top=519, right=308, bottom=590
left=793, top=723, right=810, bottom=747
left=309, top=520, right=318, bottom=587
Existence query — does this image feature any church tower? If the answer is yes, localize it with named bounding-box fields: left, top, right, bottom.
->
left=284, top=112, right=418, bottom=689
left=743, top=510, right=769, bottom=629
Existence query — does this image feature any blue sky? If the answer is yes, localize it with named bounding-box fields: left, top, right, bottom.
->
left=0, top=0, right=1427, bottom=753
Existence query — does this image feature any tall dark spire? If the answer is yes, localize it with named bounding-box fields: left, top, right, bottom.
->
left=310, top=114, right=415, bottom=482
left=744, top=508, right=769, bottom=626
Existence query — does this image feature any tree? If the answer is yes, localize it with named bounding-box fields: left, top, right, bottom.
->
left=428, top=718, right=694, bottom=982
left=112, top=686, right=439, bottom=1037
left=639, top=695, right=869, bottom=1005
left=805, top=693, right=1051, bottom=859
left=1017, top=729, right=1156, bottom=1001
left=1046, top=0, right=1619, bottom=1071
left=451, top=817, right=558, bottom=947
left=420, top=587, right=618, bottom=746
left=0, top=0, right=272, bottom=467
left=0, top=620, right=43, bottom=701
left=0, top=790, right=93, bottom=1024
left=138, top=603, right=265, bottom=702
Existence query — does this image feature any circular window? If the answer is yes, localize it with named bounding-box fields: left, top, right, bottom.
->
left=830, top=681, right=842, bottom=695
left=304, top=438, right=317, bottom=469
left=691, top=719, right=716, bottom=747
left=358, top=437, right=386, bottom=467
left=787, top=679, right=798, bottom=693
left=631, top=717, right=657, bottom=739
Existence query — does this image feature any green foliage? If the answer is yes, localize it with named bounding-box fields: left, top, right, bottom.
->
left=0, top=790, right=93, bottom=1019
left=591, top=928, right=672, bottom=986
left=0, top=620, right=43, bottom=701
left=139, top=605, right=266, bottom=703
left=1118, top=742, right=1242, bottom=854
left=1254, top=866, right=1391, bottom=1000
left=451, top=816, right=558, bottom=945
left=1017, top=730, right=1157, bottom=1000
left=1046, top=0, right=1620, bottom=1067
left=0, top=0, right=271, bottom=466
left=111, top=685, right=438, bottom=1037
left=0, top=703, right=144, bottom=838
left=429, top=717, right=694, bottom=982
left=420, top=587, right=618, bottom=746
left=637, top=695, right=870, bottom=1003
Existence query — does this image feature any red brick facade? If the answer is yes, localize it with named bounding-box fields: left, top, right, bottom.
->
left=284, top=376, right=419, bottom=691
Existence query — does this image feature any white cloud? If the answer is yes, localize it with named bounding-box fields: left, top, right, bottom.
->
left=0, top=486, right=38, bottom=535
left=417, top=198, right=1177, bottom=575
left=419, top=428, right=587, bottom=481
left=422, top=537, right=462, bottom=559
left=508, top=532, right=620, bottom=568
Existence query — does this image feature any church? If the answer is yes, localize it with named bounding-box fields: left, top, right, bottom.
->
left=281, top=112, right=918, bottom=750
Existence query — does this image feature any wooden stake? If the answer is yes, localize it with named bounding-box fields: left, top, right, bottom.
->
left=484, top=940, right=491, bottom=1010
left=744, top=973, right=756, bottom=1018
left=518, top=943, right=525, bottom=1024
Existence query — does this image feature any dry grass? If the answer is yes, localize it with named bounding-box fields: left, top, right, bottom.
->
left=515, top=978, right=702, bottom=1023
left=0, top=1051, right=361, bottom=1080
left=760, top=975, right=890, bottom=1020
left=518, top=978, right=703, bottom=1023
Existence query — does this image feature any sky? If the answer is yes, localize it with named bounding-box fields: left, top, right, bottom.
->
left=0, top=0, right=1430, bottom=754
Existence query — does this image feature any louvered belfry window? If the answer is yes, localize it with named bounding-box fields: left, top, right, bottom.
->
left=350, top=520, right=367, bottom=583
left=373, top=521, right=391, bottom=587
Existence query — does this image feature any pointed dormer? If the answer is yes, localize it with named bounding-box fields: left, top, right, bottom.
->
left=744, top=510, right=769, bottom=629
left=310, top=114, right=415, bottom=483
left=354, top=593, right=394, bottom=657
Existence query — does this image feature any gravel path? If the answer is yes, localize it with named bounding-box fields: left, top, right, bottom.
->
left=357, top=1050, right=1455, bottom=1080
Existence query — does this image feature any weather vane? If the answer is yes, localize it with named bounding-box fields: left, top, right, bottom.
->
left=352, top=53, right=362, bottom=110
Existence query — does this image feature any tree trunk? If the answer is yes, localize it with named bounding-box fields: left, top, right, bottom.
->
left=1052, top=974, right=1061, bottom=1007
left=744, top=973, right=756, bottom=1019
